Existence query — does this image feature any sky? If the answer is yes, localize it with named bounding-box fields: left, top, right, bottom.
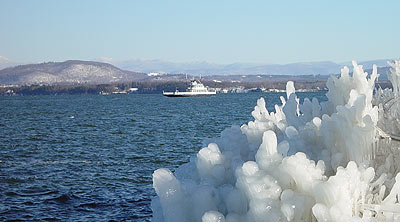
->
left=0, top=0, right=399, bottom=64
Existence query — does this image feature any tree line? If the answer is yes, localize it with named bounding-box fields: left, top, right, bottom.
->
left=0, top=79, right=392, bottom=95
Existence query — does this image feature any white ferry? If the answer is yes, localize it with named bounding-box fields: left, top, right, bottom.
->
left=163, top=79, right=216, bottom=97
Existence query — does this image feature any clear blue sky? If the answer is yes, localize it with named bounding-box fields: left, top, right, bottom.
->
left=0, top=0, right=399, bottom=64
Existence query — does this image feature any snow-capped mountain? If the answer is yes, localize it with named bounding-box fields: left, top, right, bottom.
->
left=0, top=60, right=147, bottom=85
left=99, top=58, right=393, bottom=76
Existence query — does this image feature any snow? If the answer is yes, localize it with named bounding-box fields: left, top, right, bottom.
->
left=152, top=60, right=400, bottom=222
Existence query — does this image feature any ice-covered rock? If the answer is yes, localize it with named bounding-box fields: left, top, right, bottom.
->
left=152, top=59, right=400, bottom=221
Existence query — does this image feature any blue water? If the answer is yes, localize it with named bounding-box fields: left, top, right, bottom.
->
left=0, top=92, right=326, bottom=221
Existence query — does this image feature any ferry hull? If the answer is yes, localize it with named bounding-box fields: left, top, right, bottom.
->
left=163, top=91, right=216, bottom=97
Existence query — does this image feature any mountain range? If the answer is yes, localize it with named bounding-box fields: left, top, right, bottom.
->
left=0, top=56, right=20, bottom=70
left=97, top=58, right=393, bottom=76
left=0, top=57, right=394, bottom=85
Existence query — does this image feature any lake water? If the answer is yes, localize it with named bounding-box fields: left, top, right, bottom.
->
left=0, top=92, right=326, bottom=221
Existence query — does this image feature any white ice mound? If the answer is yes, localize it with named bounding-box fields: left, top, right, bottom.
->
left=152, top=60, right=400, bottom=221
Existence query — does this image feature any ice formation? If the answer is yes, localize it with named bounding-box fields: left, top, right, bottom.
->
left=152, top=60, right=400, bottom=222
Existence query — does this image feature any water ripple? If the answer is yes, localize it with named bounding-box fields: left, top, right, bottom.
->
left=0, top=92, right=327, bottom=220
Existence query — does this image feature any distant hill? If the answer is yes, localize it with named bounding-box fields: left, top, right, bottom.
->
left=0, top=59, right=394, bottom=86
left=0, top=56, right=21, bottom=70
left=101, top=58, right=394, bottom=76
left=0, top=60, right=148, bottom=85
left=340, top=59, right=392, bottom=69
